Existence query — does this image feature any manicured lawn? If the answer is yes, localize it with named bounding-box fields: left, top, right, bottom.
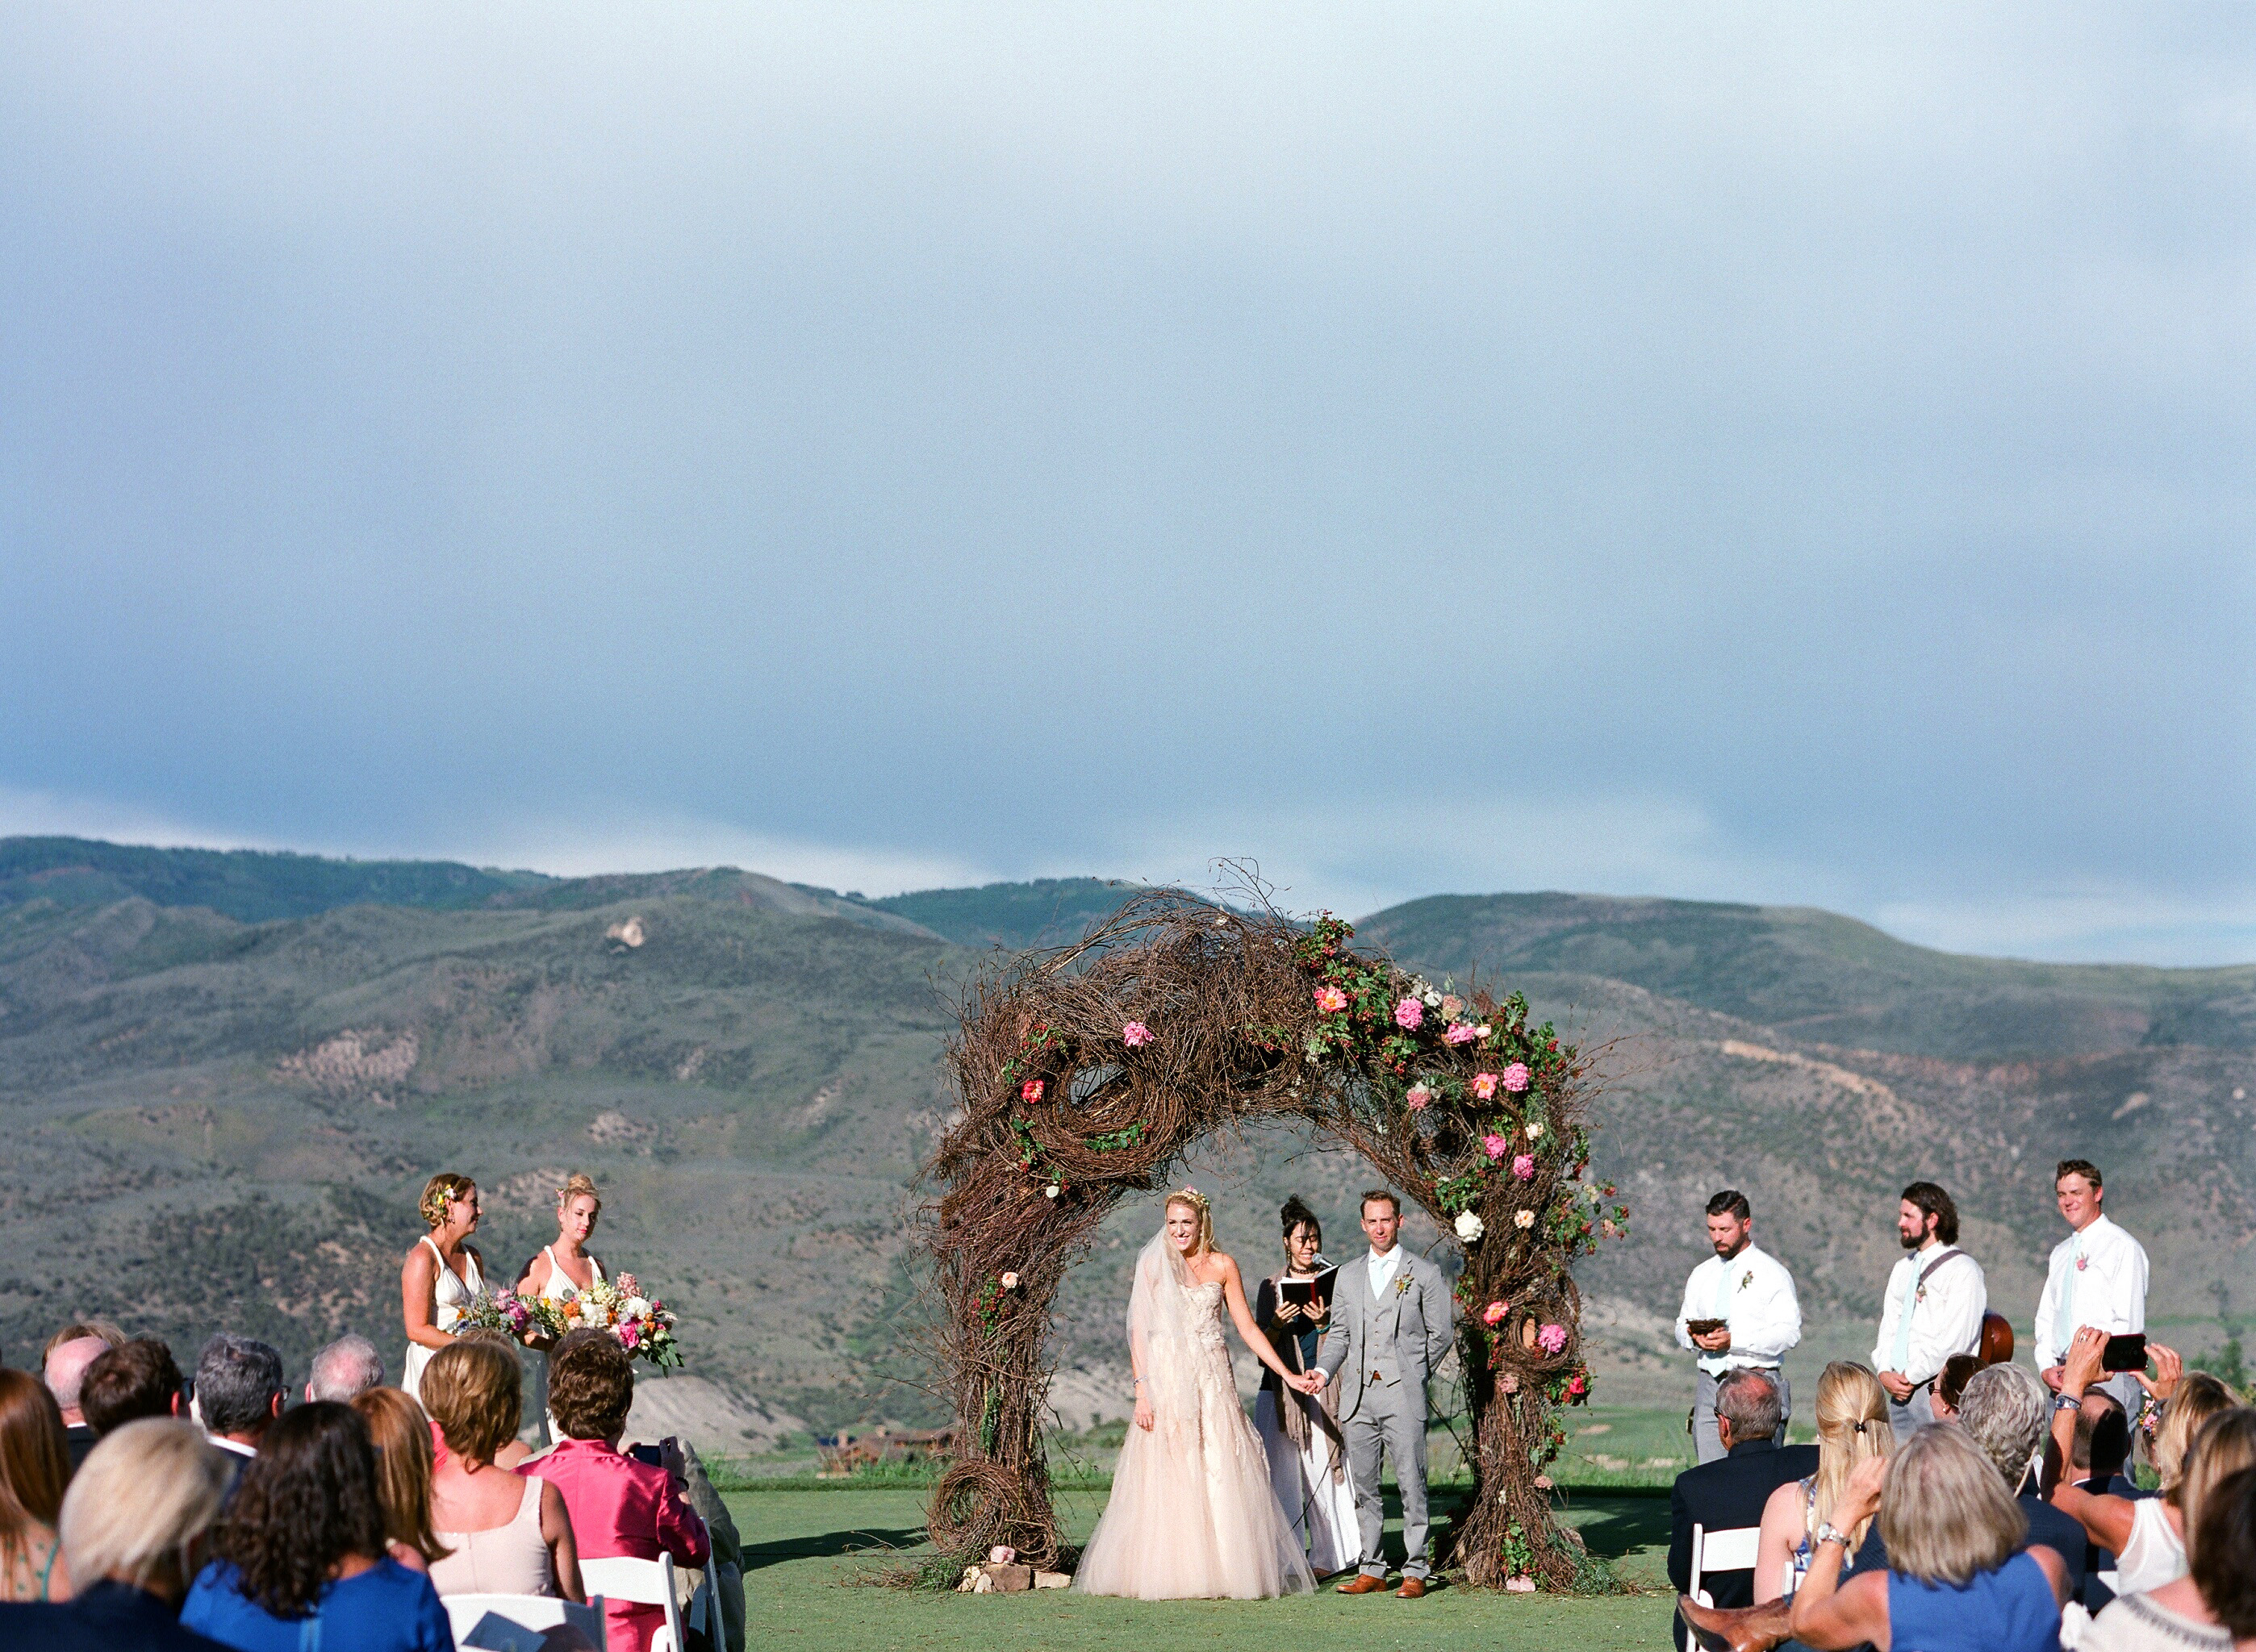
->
left=725, top=1483, right=1676, bottom=1651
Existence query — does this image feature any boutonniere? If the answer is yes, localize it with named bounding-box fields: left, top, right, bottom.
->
left=1739, top=1269, right=1753, bottom=1291
left=2074, top=1254, right=2088, bottom=1272
left=1915, top=1284, right=1928, bottom=1304
left=1394, top=1275, right=1413, bottom=1297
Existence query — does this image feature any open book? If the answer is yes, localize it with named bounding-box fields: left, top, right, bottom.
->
left=1278, top=1266, right=1339, bottom=1309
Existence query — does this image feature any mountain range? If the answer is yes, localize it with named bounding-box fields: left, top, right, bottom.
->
left=2, top=836, right=2249, bottom=1444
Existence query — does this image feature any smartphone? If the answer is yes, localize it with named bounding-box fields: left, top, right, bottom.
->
left=629, top=1442, right=663, bottom=1466
left=2101, top=1333, right=2149, bottom=1374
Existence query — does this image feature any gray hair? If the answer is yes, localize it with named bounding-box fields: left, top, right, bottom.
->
left=61, top=1417, right=228, bottom=1592
left=1716, top=1368, right=1782, bottom=1445
left=1957, top=1362, right=2049, bottom=1486
left=195, top=1333, right=285, bottom=1437
left=307, top=1335, right=384, bottom=1402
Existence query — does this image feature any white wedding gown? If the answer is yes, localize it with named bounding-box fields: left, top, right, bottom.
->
left=1074, top=1233, right=1316, bottom=1600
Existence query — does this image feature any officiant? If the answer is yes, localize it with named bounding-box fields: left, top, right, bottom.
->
left=1252, top=1196, right=1364, bottom=1575
left=1673, top=1190, right=1803, bottom=1463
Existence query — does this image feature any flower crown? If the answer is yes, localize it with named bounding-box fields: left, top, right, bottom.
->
left=1168, top=1186, right=1210, bottom=1214
left=421, top=1176, right=470, bottom=1229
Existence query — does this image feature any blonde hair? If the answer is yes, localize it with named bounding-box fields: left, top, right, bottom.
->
left=351, top=1387, right=450, bottom=1566
left=420, top=1172, right=475, bottom=1231
left=558, top=1172, right=602, bottom=1215
left=1811, top=1362, right=1895, bottom=1548
left=1164, top=1189, right=1215, bottom=1258
left=420, top=1341, right=522, bottom=1463
left=2176, top=1407, right=2256, bottom=1564
left=60, top=1417, right=228, bottom=1592
left=2156, top=1375, right=2237, bottom=1497
left=1877, top=1423, right=2026, bottom=1587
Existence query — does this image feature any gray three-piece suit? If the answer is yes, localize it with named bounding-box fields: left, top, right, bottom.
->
left=1314, top=1247, right=1456, bottom=1580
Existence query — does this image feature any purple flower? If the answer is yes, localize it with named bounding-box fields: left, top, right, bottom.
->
left=1501, top=1062, right=1531, bottom=1093
left=1537, top=1322, right=1568, bottom=1355
left=1393, top=997, right=1424, bottom=1030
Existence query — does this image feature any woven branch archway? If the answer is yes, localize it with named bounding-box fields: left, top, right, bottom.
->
left=920, top=889, right=1625, bottom=1590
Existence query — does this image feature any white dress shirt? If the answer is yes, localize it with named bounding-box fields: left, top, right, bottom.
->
left=1366, top=1244, right=1403, bottom=1299
left=2033, top=1213, right=2148, bottom=1369
left=1870, top=1242, right=1987, bottom=1385
left=1675, top=1243, right=1803, bottom=1375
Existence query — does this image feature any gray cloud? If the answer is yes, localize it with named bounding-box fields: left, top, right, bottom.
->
left=1, top=6, right=2249, bottom=961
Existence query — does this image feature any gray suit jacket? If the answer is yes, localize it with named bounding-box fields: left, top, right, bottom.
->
left=1315, top=1248, right=1455, bottom=1424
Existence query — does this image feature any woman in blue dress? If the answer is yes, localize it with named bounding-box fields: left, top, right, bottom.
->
left=182, top=1404, right=451, bottom=1652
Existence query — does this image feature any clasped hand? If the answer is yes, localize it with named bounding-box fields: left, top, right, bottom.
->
left=1272, top=1299, right=1330, bottom=1326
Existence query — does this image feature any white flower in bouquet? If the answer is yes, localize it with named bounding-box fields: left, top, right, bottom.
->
left=625, top=1295, right=651, bottom=1319
left=1455, top=1211, right=1485, bottom=1242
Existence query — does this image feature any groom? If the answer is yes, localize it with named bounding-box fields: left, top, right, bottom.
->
left=1313, top=1190, right=1455, bottom=1597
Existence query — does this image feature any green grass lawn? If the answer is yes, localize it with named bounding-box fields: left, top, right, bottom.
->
left=724, top=1482, right=1677, bottom=1651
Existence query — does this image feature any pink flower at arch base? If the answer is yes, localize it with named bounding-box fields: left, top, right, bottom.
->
left=1512, top=1154, right=1535, bottom=1180
left=1121, top=1021, right=1152, bottom=1047
left=1483, top=1299, right=1509, bottom=1326
left=1393, top=996, right=1424, bottom=1029
left=1471, top=1072, right=1498, bottom=1100
left=1443, top=1021, right=1478, bottom=1045
left=1020, top=1078, right=1044, bottom=1102
left=1537, top=1322, right=1569, bottom=1355
left=1406, top=1083, right=1432, bottom=1110
left=1501, top=1062, right=1531, bottom=1093
left=1483, top=1133, right=1509, bottom=1159
left=1314, top=985, right=1349, bottom=1015
left=1568, top=1372, right=1587, bottom=1396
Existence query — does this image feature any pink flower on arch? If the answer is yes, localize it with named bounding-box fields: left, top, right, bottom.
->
left=1512, top=1154, right=1535, bottom=1180
left=1314, top=984, right=1349, bottom=1015
left=1443, top=1021, right=1479, bottom=1045
left=1020, top=1078, right=1045, bottom=1103
left=1393, top=996, right=1424, bottom=1030
left=1483, top=1133, right=1509, bottom=1159
left=1471, top=1072, right=1498, bottom=1100
left=1501, top=1062, right=1531, bottom=1093
left=1482, top=1300, right=1509, bottom=1326
left=1122, top=1021, right=1152, bottom=1048
left=1568, top=1372, right=1588, bottom=1396
left=1537, top=1323, right=1569, bottom=1355
left=1406, top=1083, right=1432, bottom=1110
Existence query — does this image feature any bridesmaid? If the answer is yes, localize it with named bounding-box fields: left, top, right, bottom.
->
left=401, top=1172, right=486, bottom=1408
left=1252, top=1195, right=1365, bottom=1576
left=516, top=1173, right=625, bottom=1446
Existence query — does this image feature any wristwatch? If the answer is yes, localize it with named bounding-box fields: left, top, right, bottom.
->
left=2053, top=1395, right=2083, bottom=1414
left=1812, top=1522, right=1849, bottom=1549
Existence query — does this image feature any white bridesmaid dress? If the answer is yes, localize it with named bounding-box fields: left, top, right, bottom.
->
left=403, top=1235, right=482, bottom=1407
left=531, top=1244, right=604, bottom=1446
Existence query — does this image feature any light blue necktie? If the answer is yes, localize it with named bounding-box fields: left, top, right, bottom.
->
left=2060, top=1247, right=2080, bottom=1344
left=1891, top=1258, right=1919, bottom=1371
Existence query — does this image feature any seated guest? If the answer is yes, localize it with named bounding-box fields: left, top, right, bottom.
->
left=193, top=1337, right=286, bottom=1467
left=348, top=1389, right=449, bottom=1575
left=2045, top=1326, right=2237, bottom=1597
left=1786, top=1424, right=2070, bottom=1652
left=451, top=1329, right=535, bottom=1469
left=0, top=1368, right=74, bottom=1601
left=1756, top=1362, right=1895, bottom=1600
left=1958, top=1362, right=2096, bottom=1591
left=1668, top=1369, right=1817, bottom=1650
left=305, top=1337, right=385, bottom=1405
left=0, top=1416, right=232, bottom=1650
left=2069, top=1387, right=2136, bottom=1610
left=526, top=1329, right=708, bottom=1652
left=81, top=1340, right=186, bottom=1435
left=1932, top=1353, right=1983, bottom=1423
left=421, top=1342, right=582, bottom=1600
left=2079, top=1416, right=2256, bottom=1651
left=180, top=1402, right=450, bottom=1652
left=41, top=1333, right=119, bottom=1474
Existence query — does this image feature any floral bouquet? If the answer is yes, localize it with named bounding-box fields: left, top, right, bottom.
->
left=552, top=1275, right=682, bottom=1369
left=456, top=1287, right=568, bottom=1342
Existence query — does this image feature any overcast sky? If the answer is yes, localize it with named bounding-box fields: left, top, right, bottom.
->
left=2, top=6, right=2250, bottom=964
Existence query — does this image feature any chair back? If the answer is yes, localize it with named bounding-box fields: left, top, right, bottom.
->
left=1688, top=1521, right=1763, bottom=1606
left=579, top=1553, right=686, bottom=1652
left=444, top=1592, right=606, bottom=1652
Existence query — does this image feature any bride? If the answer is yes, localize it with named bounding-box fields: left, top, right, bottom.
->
left=1074, top=1188, right=1325, bottom=1600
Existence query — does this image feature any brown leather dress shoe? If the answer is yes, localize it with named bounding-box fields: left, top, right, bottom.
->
left=1336, top=1573, right=1390, bottom=1594
left=1394, top=1577, right=1427, bottom=1599
left=1675, top=1596, right=1792, bottom=1652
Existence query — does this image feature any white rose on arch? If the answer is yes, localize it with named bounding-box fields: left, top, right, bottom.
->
left=1454, top=1210, right=1485, bottom=1243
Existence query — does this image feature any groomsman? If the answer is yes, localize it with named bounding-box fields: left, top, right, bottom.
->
left=2034, top=1158, right=2149, bottom=1411
left=1870, top=1181, right=1987, bottom=1433
left=1674, top=1191, right=1802, bottom=1464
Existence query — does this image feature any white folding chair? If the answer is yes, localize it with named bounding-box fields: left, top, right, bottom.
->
left=579, top=1554, right=686, bottom=1652
left=1688, top=1522, right=1763, bottom=1607
left=444, top=1592, right=607, bottom=1652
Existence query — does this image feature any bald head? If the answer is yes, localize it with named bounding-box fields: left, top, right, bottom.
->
left=44, top=1335, right=111, bottom=1425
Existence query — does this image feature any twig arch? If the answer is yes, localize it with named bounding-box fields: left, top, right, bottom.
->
left=920, top=887, right=1623, bottom=1588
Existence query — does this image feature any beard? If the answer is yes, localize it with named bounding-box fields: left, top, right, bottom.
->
left=1900, top=1228, right=1924, bottom=1249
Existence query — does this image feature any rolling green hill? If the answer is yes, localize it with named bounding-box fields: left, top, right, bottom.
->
left=2, top=841, right=2250, bottom=1439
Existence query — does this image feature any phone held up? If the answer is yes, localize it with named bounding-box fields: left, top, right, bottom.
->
left=2101, top=1333, right=2149, bottom=1374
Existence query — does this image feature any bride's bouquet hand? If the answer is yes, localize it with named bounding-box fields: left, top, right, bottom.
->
left=1134, top=1393, right=1155, bottom=1432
